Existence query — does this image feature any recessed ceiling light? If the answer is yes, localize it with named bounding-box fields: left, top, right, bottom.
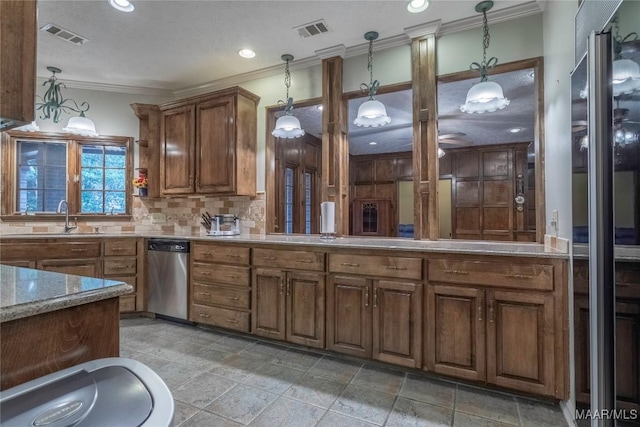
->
left=407, top=0, right=429, bottom=13
left=109, top=0, right=134, bottom=12
left=316, top=105, right=324, bottom=111
left=238, top=49, right=256, bottom=59
left=369, top=141, right=378, bottom=145
left=509, top=127, right=524, bottom=133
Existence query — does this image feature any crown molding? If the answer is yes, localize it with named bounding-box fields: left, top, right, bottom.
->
left=438, top=1, right=542, bottom=37
left=404, top=20, right=442, bottom=39
left=35, top=77, right=173, bottom=97
left=315, top=44, right=346, bottom=59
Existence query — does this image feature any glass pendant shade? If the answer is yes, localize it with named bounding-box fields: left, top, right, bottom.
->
left=438, top=147, right=446, bottom=158
left=354, top=99, right=391, bottom=127
left=460, top=81, right=510, bottom=114
left=14, top=121, right=40, bottom=132
left=612, top=58, right=640, bottom=96
left=272, top=114, right=305, bottom=138
left=63, top=116, right=98, bottom=137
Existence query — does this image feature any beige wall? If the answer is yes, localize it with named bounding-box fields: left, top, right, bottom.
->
left=398, top=181, right=414, bottom=225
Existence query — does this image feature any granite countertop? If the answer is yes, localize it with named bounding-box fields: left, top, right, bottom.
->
left=0, top=231, right=569, bottom=259
left=0, top=265, right=133, bottom=323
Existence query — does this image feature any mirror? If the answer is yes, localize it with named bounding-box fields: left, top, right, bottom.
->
left=437, top=61, right=541, bottom=242
left=347, top=85, right=414, bottom=237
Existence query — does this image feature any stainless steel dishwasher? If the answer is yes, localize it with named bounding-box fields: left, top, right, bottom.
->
left=147, top=239, right=190, bottom=320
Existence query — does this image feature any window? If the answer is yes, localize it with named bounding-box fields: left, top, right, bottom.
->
left=284, top=167, right=294, bottom=234
left=1, top=132, right=133, bottom=218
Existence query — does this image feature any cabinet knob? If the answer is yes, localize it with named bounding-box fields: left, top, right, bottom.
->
left=489, top=298, right=495, bottom=323
left=506, top=274, right=534, bottom=280
left=478, top=295, right=483, bottom=321
left=226, top=296, right=239, bottom=301
left=341, top=262, right=360, bottom=267
left=199, top=313, right=210, bottom=319
left=364, top=287, right=370, bottom=307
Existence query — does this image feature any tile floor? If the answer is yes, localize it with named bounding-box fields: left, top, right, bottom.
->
left=120, top=317, right=569, bottom=427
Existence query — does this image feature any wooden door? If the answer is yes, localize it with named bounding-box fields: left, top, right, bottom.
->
left=426, top=285, right=485, bottom=381
left=372, top=280, right=422, bottom=368
left=326, top=275, right=372, bottom=358
left=575, top=296, right=640, bottom=411
left=161, top=105, right=195, bottom=194
left=286, top=271, right=325, bottom=348
left=38, top=259, right=101, bottom=278
left=486, top=290, right=554, bottom=396
left=196, top=96, right=235, bottom=194
left=251, top=268, right=285, bottom=341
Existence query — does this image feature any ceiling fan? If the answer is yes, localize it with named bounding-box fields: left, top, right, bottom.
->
left=438, top=132, right=473, bottom=147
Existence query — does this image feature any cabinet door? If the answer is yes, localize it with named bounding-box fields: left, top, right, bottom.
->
left=252, top=268, right=285, bottom=341
left=161, top=105, right=195, bottom=194
left=326, top=275, right=372, bottom=358
left=2, top=260, right=36, bottom=268
left=196, top=96, right=235, bottom=194
left=486, top=290, right=554, bottom=396
left=286, top=271, right=325, bottom=348
left=373, top=280, right=422, bottom=368
left=38, top=259, right=101, bottom=278
left=575, top=296, right=640, bottom=411
left=426, top=285, right=485, bottom=381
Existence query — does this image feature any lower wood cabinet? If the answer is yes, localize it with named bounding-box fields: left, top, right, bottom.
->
left=252, top=268, right=325, bottom=348
left=327, top=275, right=422, bottom=368
left=38, top=258, right=101, bottom=277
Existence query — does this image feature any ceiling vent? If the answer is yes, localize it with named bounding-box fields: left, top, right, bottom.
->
left=293, top=20, right=330, bottom=38
left=40, top=23, right=88, bottom=45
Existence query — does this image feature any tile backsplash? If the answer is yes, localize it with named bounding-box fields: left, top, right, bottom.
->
left=0, top=193, right=266, bottom=236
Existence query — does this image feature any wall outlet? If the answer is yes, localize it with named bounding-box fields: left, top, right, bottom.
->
left=151, top=213, right=166, bottom=223
left=550, top=210, right=559, bottom=231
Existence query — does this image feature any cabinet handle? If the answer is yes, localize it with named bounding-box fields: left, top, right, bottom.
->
left=111, top=265, right=128, bottom=270
left=199, top=313, right=210, bottom=319
left=226, top=296, right=239, bottom=301
left=365, top=287, right=370, bottom=307
left=385, top=266, right=406, bottom=271
left=280, top=279, right=284, bottom=295
left=478, top=295, right=483, bottom=321
left=189, top=176, right=194, bottom=187
left=226, top=254, right=240, bottom=258
left=506, top=274, right=534, bottom=280
left=444, top=269, right=468, bottom=276
left=195, top=175, right=199, bottom=188
left=203, top=252, right=213, bottom=257
left=71, top=248, right=87, bottom=253
left=200, top=271, right=212, bottom=276
left=226, top=318, right=238, bottom=324
left=298, top=259, right=314, bottom=263
left=197, top=292, right=211, bottom=297
left=225, top=275, right=240, bottom=279
left=262, top=256, right=277, bottom=260
left=286, top=278, right=291, bottom=296
left=111, top=248, right=128, bottom=252
left=489, top=298, right=495, bottom=323
left=373, top=287, right=378, bottom=308
left=341, top=262, right=360, bottom=267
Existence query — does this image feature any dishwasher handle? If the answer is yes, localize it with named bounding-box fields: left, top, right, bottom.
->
left=147, top=239, right=190, bottom=253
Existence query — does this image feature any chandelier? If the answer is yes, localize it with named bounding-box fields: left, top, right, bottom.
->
left=272, top=55, right=304, bottom=139
left=354, top=31, right=391, bottom=127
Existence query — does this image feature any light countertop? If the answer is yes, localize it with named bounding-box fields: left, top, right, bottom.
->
left=0, top=265, right=133, bottom=323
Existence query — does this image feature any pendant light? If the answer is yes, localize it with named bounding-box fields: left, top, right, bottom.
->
left=354, top=31, right=391, bottom=127
left=460, top=1, right=510, bottom=114
left=612, top=17, right=640, bottom=96
left=272, top=54, right=304, bottom=139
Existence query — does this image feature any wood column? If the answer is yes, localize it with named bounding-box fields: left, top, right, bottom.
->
left=411, top=33, right=439, bottom=240
left=321, top=56, right=349, bottom=236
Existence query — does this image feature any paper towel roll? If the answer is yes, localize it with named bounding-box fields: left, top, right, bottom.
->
left=320, top=202, right=335, bottom=234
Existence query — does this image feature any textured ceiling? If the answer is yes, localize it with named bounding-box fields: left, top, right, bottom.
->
left=292, top=68, right=537, bottom=156
left=36, top=0, right=533, bottom=90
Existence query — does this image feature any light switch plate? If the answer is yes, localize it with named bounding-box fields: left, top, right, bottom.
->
left=151, top=213, right=166, bottom=223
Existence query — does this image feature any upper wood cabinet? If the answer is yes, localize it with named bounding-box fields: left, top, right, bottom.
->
left=0, top=0, right=37, bottom=131
left=159, top=87, right=259, bottom=196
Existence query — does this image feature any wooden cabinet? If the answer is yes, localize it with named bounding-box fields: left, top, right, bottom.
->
left=131, top=104, right=161, bottom=198
left=190, top=242, right=251, bottom=333
left=102, top=238, right=141, bottom=313
left=352, top=199, right=392, bottom=236
left=38, top=258, right=101, bottom=277
left=327, top=275, right=372, bottom=358
left=160, top=87, right=259, bottom=196
left=252, top=251, right=325, bottom=349
left=0, top=0, right=37, bottom=131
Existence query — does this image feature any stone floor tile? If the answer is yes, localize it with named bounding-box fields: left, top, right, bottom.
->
left=121, top=347, right=172, bottom=371
left=283, top=373, right=347, bottom=409
left=455, top=385, right=519, bottom=425
left=243, top=363, right=305, bottom=395
left=240, top=341, right=287, bottom=361
left=220, top=334, right=257, bottom=350
left=453, top=411, right=518, bottom=427
left=317, top=411, right=378, bottom=427
left=330, top=384, right=397, bottom=426
left=517, top=397, right=569, bottom=427
left=308, top=355, right=363, bottom=383
left=249, top=396, right=326, bottom=427
left=173, top=400, right=199, bottom=426
left=399, top=374, right=456, bottom=409
left=154, top=362, right=205, bottom=391
left=351, top=364, right=406, bottom=395
left=209, top=353, right=268, bottom=382
left=271, top=347, right=322, bottom=371
left=172, top=372, right=237, bottom=408
left=385, top=397, right=452, bottom=427
left=206, top=384, right=278, bottom=425
left=178, top=410, right=242, bottom=427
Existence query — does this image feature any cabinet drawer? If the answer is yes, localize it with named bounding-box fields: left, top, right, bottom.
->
left=191, top=304, right=250, bottom=332
left=103, top=258, right=137, bottom=276
left=193, top=283, right=250, bottom=310
left=193, top=244, right=250, bottom=265
left=192, top=263, right=250, bottom=286
left=119, top=295, right=136, bottom=312
left=104, top=239, right=137, bottom=257
left=108, top=276, right=137, bottom=293
left=428, top=259, right=554, bottom=291
left=329, top=254, right=422, bottom=280
left=253, top=248, right=324, bottom=271
left=574, top=260, right=640, bottom=298
left=6, top=242, right=101, bottom=261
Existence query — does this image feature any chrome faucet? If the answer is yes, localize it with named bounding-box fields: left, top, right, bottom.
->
left=56, top=200, right=77, bottom=233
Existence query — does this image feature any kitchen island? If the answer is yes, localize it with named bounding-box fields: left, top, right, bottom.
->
left=0, top=264, right=132, bottom=390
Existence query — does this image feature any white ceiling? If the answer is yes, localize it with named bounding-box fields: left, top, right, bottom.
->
left=36, top=0, right=536, bottom=91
